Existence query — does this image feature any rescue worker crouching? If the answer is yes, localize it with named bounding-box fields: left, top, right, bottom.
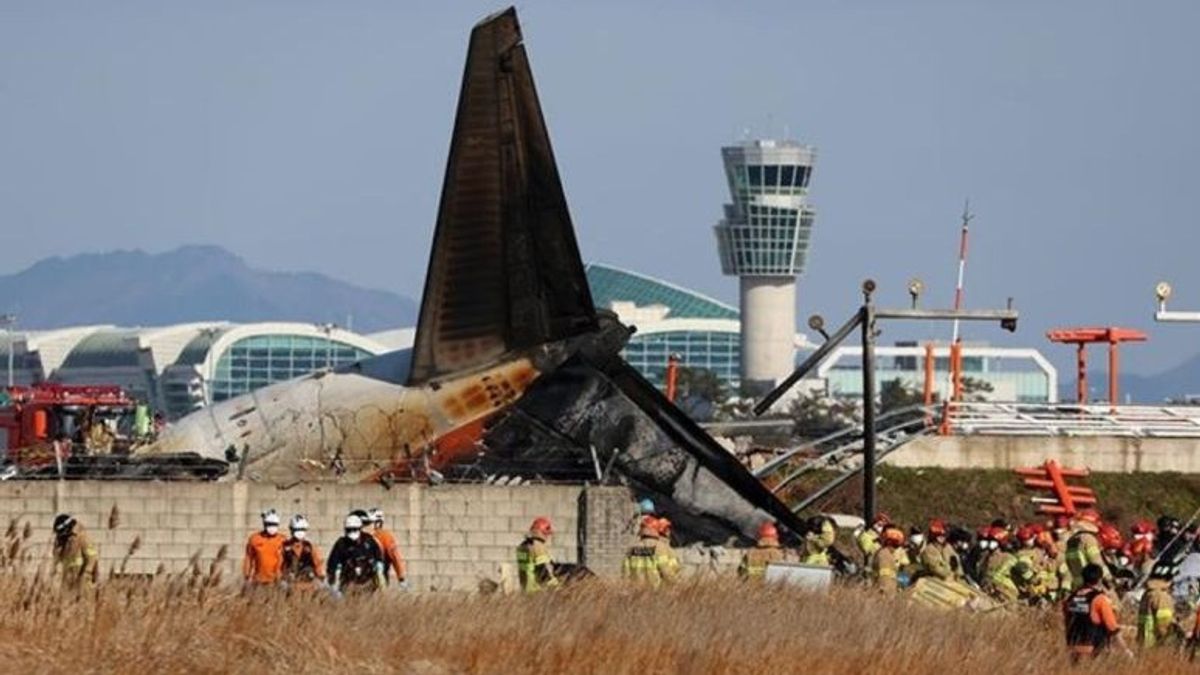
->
left=982, top=527, right=1021, bottom=604
left=516, top=517, right=560, bottom=593
left=857, top=513, right=889, bottom=568
left=872, top=526, right=905, bottom=595
left=242, top=509, right=285, bottom=590
left=281, top=514, right=325, bottom=592
left=52, top=513, right=98, bottom=595
left=739, top=521, right=786, bottom=580
left=327, top=514, right=384, bottom=597
left=1063, top=563, right=1132, bottom=662
left=918, top=519, right=962, bottom=582
left=623, top=516, right=680, bottom=588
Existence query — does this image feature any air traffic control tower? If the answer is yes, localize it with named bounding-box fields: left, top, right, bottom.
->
left=714, top=139, right=816, bottom=394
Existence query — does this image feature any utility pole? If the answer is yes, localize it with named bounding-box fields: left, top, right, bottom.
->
left=754, top=280, right=1017, bottom=524
left=860, top=283, right=878, bottom=521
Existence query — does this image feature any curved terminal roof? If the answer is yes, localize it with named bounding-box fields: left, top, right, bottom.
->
left=60, top=329, right=145, bottom=369
left=585, top=263, right=738, bottom=320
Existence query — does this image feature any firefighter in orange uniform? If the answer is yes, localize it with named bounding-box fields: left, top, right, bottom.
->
left=1063, top=564, right=1132, bottom=662
left=243, top=509, right=285, bottom=589
left=366, top=507, right=407, bottom=588
left=281, top=514, right=325, bottom=591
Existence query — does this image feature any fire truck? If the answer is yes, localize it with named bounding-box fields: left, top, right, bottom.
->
left=0, top=384, right=225, bottom=479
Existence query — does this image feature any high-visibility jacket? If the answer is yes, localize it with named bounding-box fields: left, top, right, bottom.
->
left=919, top=542, right=960, bottom=581
left=857, top=529, right=881, bottom=567
left=983, top=550, right=1020, bottom=603
left=1016, top=546, right=1055, bottom=599
left=801, top=536, right=831, bottom=567
left=55, top=528, right=98, bottom=591
left=516, top=536, right=558, bottom=593
left=243, top=531, right=285, bottom=584
left=1137, top=579, right=1176, bottom=649
left=623, top=536, right=680, bottom=588
left=739, top=542, right=785, bottom=579
left=1065, top=529, right=1110, bottom=590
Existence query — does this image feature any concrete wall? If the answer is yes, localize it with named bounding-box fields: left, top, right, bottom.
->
left=0, top=481, right=629, bottom=592
left=887, top=434, right=1200, bottom=473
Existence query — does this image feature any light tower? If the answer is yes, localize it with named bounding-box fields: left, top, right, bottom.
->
left=714, top=139, right=816, bottom=394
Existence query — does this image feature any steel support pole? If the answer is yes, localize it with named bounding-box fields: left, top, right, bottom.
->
left=861, top=300, right=877, bottom=524
left=1077, top=344, right=1087, bottom=404
left=1108, top=340, right=1118, bottom=408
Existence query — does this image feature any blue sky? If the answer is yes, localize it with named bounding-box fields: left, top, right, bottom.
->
left=2, top=1, right=1198, bottom=376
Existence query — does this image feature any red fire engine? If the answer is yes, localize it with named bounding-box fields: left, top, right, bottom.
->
left=0, top=384, right=138, bottom=471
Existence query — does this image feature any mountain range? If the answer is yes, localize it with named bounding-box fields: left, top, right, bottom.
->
left=1072, top=353, right=1200, bottom=404
left=0, top=246, right=416, bottom=333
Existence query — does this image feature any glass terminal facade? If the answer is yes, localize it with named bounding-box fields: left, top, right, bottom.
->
left=210, top=335, right=373, bottom=402
left=586, top=264, right=744, bottom=390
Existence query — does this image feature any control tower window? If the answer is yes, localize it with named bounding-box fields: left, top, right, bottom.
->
left=764, top=165, right=779, bottom=189
left=780, top=166, right=795, bottom=188
left=747, top=165, right=762, bottom=187
left=797, top=167, right=810, bottom=188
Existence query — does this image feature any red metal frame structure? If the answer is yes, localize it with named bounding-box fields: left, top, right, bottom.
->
left=1046, top=327, right=1147, bottom=406
left=1015, top=459, right=1096, bottom=516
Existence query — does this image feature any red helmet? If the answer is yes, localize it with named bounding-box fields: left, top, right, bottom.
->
left=638, top=515, right=659, bottom=538
left=529, top=516, right=554, bottom=538
left=1054, top=515, right=1071, bottom=530
left=655, top=517, right=673, bottom=537
left=1016, top=525, right=1038, bottom=543
left=1098, top=524, right=1123, bottom=551
left=1131, top=520, right=1155, bottom=536
left=1035, top=530, right=1055, bottom=548
left=928, top=519, right=948, bottom=537
left=991, top=526, right=1011, bottom=544
left=758, top=521, right=779, bottom=541
left=881, top=526, right=905, bottom=547
left=1076, top=510, right=1101, bottom=525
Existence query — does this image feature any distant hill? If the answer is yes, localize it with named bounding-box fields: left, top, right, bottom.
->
left=0, top=245, right=416, bottom=332
left=1062, top=353, right=1200, bottom=404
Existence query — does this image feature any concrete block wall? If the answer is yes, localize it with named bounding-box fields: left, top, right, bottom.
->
left=0, top=481, right=611, bottom=592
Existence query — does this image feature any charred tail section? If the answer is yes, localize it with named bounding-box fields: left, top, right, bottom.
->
left=408, top=7, right=597, bottom=386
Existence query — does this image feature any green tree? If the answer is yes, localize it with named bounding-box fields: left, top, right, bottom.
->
left=787, top=388, right=861, bottom=439
left=960, top=376, right=994, bottom=402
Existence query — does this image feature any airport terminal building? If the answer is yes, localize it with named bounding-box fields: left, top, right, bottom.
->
left=0, top=323, right=385, bottom=418
left=0, top=267, right=1056, bottom=415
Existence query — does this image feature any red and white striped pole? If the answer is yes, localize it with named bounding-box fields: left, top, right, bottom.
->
left=948, top=201, right=972, bottom=401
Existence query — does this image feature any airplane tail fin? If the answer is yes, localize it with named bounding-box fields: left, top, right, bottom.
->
left=408, top=7, right=596, bottom=386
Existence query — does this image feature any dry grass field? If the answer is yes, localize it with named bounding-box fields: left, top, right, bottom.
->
left=0, top=568, right=1192, bottom=674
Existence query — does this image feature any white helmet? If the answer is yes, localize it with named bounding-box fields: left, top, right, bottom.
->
left=289, top=515, right=309, bottom=531
left=261, top=509, right=281, bottom=526
left=367, top=507, right=384, bottom=525
left=344, top=514, right=363, bottom=530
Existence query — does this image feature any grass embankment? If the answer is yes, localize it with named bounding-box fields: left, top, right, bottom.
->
left=0, top=577, right=1189, bottom=674
left=787, top=466, right=1200, bottom=528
